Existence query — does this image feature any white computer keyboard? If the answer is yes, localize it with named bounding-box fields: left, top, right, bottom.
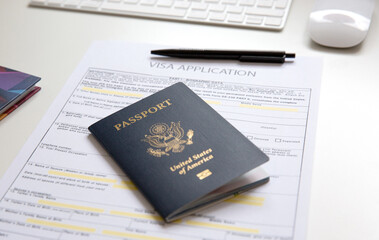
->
left=30, top=0, right=292, bottom=30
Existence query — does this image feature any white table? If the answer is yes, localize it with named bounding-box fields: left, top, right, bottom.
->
left=1, top=1, right=378, bottom=239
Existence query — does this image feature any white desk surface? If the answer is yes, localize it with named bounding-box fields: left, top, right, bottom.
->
left=0, top=0, right=378, bottom=239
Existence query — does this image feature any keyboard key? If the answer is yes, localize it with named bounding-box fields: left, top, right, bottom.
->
left=47, top=0, right=64, bottom=6
left=246, top=15, right=262, bottom=24
left=209, top=12, right=226, bottom=21
left=245, top=7, right=284, bottom=16
left=221, top=0, right=237, bottom=5
left=239, top=0, right=255, bottom=6
left=275, top=0, right=287, bottom=9
left=80, top=0, right=101, bottom=9
left=124, top=0, right=139, bottom=4
left=187, top=9, right=208, bottom=19
left=157, top=0, right=174, bottom=7
left=264, top=16, right=282, bottom=26
left=191, top=2, right=208, bottom=10
left=227, top=13, right=244, bottom=22
left=174, top=1, right=190, bottom=9
left=102, top=2, right=187, bottom=17
left=64, top=0, right=82, bottom=7
left=257, top=0, right=272, bottom=7
left=140, top=0, right=156, bottom=5
left=209, top=4, right=225, bottom=12
left=226, top=6, right=243, bottom=13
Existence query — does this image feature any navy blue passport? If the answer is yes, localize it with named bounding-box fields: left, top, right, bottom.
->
left=88, top=82, right=269, bottom=222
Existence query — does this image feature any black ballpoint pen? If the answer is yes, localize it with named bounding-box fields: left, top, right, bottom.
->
left=151, top=49, right=295, bottom=63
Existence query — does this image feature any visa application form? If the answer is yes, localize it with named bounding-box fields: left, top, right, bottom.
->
left=0, top=41, right=322, bottom=240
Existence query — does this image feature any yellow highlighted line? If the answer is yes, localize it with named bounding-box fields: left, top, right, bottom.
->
left=234, top=195, right=265, bottom=201
left=48, top=170, right=117, bottom=183
left=186, top=220, right=259, bottom=234
left=27, top=218, right=96, bottom=233
left=120, top=180, right=136, bottom=186
left=225, top=199, right=264, bottom=206
left=82, top=86, right=143, bottom=98
left=225, top=195, right=265, bottom=206
left=240, top=104, right=298, bottom=112
left=38, top=199, right=104, bottom=213
left=103, top=230, right=171, bottom=240
left=205, top=100, right=221, bottom=105
left=113, top=180, right=138, bottom=190
left=110, top=210, right=163, bottom=221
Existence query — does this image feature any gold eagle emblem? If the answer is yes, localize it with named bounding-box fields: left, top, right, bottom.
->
left=142, top=122, right=193, bottom=157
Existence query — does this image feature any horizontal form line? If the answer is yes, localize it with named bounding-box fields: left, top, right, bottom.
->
left=204, top=100, right=221, bottom=105
left=48, top=170, right=117, bottom=183
left=186, top=220, right=259, bottom=234
left=110, top=210, right=162, bottom=221
left=82, top=86, right=144, bottom=98
left=234, top=195, right=265, bottom=201
left=26, top=218, right=96, bottom=233
left=240, top=104, right=298, bottom=112
left=38, top=199, right=104, bottom=213
left=102, top=229, right=171, bottom=240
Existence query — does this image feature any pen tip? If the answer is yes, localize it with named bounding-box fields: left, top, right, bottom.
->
left=286, top=53, right=296, bottom=58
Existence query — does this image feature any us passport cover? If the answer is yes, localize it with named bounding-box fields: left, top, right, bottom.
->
left=88, top=82, right=269, bottom=222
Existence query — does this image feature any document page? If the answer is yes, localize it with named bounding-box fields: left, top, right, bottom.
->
left=0, top=41, right=322, bottom=240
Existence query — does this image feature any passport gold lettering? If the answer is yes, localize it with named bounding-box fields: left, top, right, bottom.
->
left=179, top=168, right=186, bottom=175
left=187, top=155, right=213, bottom=171
left=156, top=103, right=166, bottom=110
left=170, top=148, right=214, bottom=175
left=141, top=111, right=148, bottom=117
left=170, top=157, right=193, bottom=172
left=113, top=99, right=172, bottom=131
left=192, top=148, right=212, bottom=160
left=149, top=107, right=158, bottom=113
left=128, top=117, right=137, bottom=124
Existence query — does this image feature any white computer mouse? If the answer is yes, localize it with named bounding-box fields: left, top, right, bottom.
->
left=308, top=0, right=375, bottom=48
